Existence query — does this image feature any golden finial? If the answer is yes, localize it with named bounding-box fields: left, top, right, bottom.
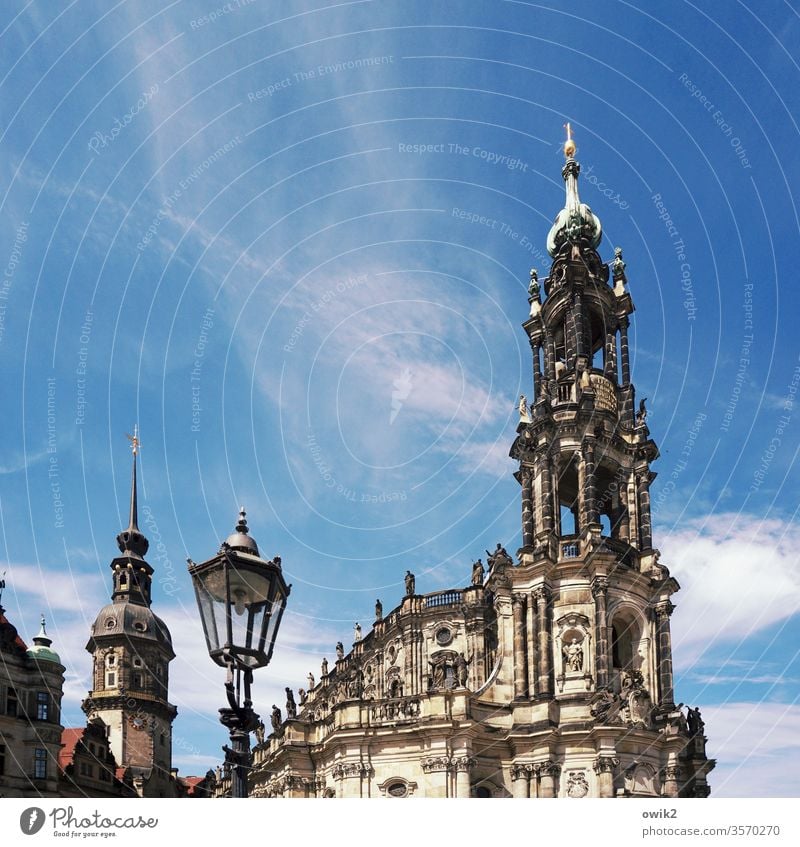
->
left=125, top=424, right=140, bottom=455
left=564, top=122, right=576, bottom=159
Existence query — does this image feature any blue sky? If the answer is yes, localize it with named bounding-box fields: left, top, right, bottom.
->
left=1, top=0, right=798, bottom=797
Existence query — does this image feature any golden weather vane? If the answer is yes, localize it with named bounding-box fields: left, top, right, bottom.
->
left=125, top=424, right=140, bottom=455
left=564, top=122, right=576, bottom=159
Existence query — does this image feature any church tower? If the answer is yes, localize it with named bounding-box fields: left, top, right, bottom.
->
left=248, top=129, right=714, bottom=800
left=503, top=127, right=713, bottom=796
left=83, top=431, right=179, bottom=796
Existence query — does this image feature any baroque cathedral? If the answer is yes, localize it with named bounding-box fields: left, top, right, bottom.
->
left=243, top=133, right=715, bottom=799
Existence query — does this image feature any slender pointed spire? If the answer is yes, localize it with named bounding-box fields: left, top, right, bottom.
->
left=546, top=124, right=602, bottom=257
left=116, top=427, right=149, bottom=558
left=127, top=425, right=140, bottom=532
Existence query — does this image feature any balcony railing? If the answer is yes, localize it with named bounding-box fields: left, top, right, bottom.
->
left=423, top=590, right=463, bottom=609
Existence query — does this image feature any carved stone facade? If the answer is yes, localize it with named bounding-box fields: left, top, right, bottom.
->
left=249, top=136, right=714, bottom=799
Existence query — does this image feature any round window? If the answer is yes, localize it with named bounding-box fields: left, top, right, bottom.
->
left=435, top=627, right=453, bottom=646
left=133, top=621, right=147, bottom=632
left=105, top=618, right=116, bottom=629
left=387, top=782, right=408, bottom=797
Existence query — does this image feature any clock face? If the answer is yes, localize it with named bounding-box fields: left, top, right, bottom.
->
left=130, top=716, right=145, bottom=731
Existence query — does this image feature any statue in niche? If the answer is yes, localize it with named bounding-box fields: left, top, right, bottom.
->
left=285, top=687, right=297, bottom=719
left=336, top=641, right=344, bottom=660
left=471, top=559, right=484, bottom=586
left=455, top=653, right=470, bottom=687
left=429, top=658, right=446, bottom=690
left=270, top=705, right=282, bottom=732
left=563, top=637, right=584, bottom=672
left=405, top=570, right=415, bottom=596
left=321, top=657, right=329, bottom=676
left=375, top=598, right=383, bottom=620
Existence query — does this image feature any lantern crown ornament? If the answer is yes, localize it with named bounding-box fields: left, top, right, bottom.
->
left=188, top=508, right=290, bottom=670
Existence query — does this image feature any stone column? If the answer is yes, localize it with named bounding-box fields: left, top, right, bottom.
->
left=526, top=596, right=537, bottom=698
left=655, top=601, right=676, bottom=707
left=627, top=471, right=639, bottom=547
left=534, top=587, right=553, bottom=699
left=511, top=764, right=530, bottom=798
left=574, top=287, right=586, bottom=361
left=593, top=756, right=619, bottom=798
left=538, top=762, right=560, bottom=798
left=619, top=317, right=631, bottom=385
left=421, top=757, right=451, bottom=798
left=663, top=764, right=682, bottom=798
left=521, top=468, right=534, bottom=548
left=605, top=329, right=617, bottom=381
left=376, top=653, right=384, bottom=699
left=592, top=577, right=609, bottom=689
left=539, top=454, right=554, bottom=535
left=637, top=470, right=653, bottom=550
left=545, top=332, right=556, bottom=380
left=453, top=756, right=475, bottom=798
left=532, top=339, right=542, bottom=400
left=583, top=439, right=599, bottom=526
left=512, top=594, right=527, bottom=700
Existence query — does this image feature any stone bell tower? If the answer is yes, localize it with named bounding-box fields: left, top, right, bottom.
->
left=499, top=126, right=714, bottom=797
left=83, top=430, right=179, bottom=796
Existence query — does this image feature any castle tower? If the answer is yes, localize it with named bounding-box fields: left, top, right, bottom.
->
left=83, top=430, right=178, bottom=796
left=502, top=127, right=714, bottom=797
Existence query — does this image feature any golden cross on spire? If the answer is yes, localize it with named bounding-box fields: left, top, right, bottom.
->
left=564, top=122, right=576, bottom=159
left=126, top=424, right=140, bottom=455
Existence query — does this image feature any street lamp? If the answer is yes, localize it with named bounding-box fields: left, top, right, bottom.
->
left=188, top=508, right=290, bottom=798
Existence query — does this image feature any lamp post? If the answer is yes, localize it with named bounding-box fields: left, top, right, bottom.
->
left=188, top=509, right=290, bottom=798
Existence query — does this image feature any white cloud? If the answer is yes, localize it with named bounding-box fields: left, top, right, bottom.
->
left=702, top=702, right=800, bottom=797
left=662, top=514, right=800, bottom=668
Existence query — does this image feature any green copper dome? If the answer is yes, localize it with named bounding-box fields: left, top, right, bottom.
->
left=27, top=616, right=61, bottom=664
